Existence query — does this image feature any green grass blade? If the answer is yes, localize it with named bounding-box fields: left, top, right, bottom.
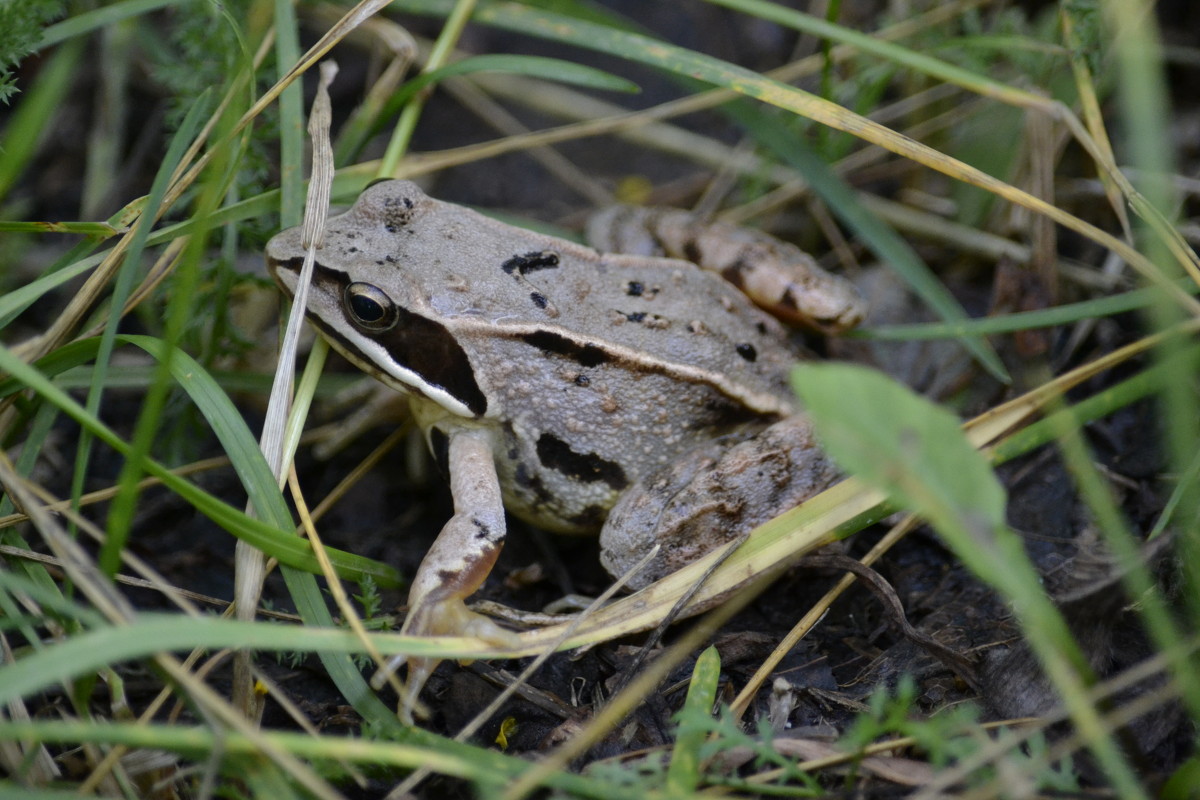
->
left=274, top=0, right=304, bottom=227
left=862, top=279, right=1200, bottom=340
left=390, top=53, right=637, bottom=109
left=0, top=338, right=402, bottom=587
left=736, top=102, right=1009, bottom=382
left=0, top=248, right=100, bottom=329
left=666, top=645, right=721, bottom=794
left=77, top=95, right=210, bottom=574
left=38, top=0, right=177, bottom=48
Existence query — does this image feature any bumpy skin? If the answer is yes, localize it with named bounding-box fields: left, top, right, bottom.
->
left=600, top=415, right=839, bottom=589
left=266, top=181, right=802, bottom=536
left=266, top=180, right=854, bottom=720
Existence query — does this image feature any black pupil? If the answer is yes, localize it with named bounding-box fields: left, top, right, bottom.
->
left=350, top=293, right=384, bottom=322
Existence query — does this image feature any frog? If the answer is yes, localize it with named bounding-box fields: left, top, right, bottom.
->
left=266, top=180, right=864, bottom=720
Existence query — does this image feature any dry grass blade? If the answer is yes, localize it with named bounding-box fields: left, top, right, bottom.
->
left=238, top=55, right=343, bottom=715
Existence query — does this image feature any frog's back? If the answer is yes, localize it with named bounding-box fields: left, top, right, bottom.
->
left=268, top=181, right=802, bottom=532
left=311, top=181, right=798, bottom=413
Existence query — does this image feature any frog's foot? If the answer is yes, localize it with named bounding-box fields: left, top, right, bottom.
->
left=394, top=591, right=520, bottom=725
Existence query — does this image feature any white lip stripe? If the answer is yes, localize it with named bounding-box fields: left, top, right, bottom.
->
left=334, top=334, right=477, bottom=419
left=274, top=262, right=481, bottom=419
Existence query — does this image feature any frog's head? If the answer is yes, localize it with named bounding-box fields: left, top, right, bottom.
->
left=266, top=181, right=488, bottom=418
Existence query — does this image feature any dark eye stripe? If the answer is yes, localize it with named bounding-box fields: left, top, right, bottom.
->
left=311, top=266, right=488, bottom=417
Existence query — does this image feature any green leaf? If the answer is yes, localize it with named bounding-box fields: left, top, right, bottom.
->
left=790, top=362, right=1006, bottom=530
left=403, top=53, right=639, bottom=102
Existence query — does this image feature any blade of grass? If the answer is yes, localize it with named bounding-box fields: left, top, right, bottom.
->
left=0, top=221, right=124, bottom=235
left=736, top=101, right=1008, bottom=382
left=861, top=280, right=1199, bottom=340
left=0, top=40, right=82, bottom=202
left=666, top=646, right=721, bottom=794
left=73, top=91, right=210, bottom=576
left=274, top=0, right=304, bottom=227
left=379, top=52, right=637, bottom=125
left=790, top=362, right=1145, bottom=798
left=0, top=242, right=100, bottom=340
left=378, top=0, right=478, bottom=178
left=38, top=0, right=177, bottom=49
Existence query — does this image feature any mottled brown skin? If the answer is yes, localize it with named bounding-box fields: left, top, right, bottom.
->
left=267, top=180, right=858, bottom=721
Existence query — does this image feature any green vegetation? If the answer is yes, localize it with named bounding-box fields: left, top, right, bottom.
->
left=0, top=0, right=1196, bottom=796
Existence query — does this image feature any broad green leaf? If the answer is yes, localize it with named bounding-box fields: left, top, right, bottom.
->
left=791, top=362, right=1006, bottom=530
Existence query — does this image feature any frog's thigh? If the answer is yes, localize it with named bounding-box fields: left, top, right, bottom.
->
left=599, top=415, right=840, bottom=590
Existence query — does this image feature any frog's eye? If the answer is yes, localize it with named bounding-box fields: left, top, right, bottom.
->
left=344, top=282, right=398, bottom=332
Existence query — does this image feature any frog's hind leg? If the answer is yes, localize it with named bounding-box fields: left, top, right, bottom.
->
left=392, top=429, right=519, bottom=723
left=586, top=205, right=865, bottom=334
left=599, top=415, right=840, bottom=591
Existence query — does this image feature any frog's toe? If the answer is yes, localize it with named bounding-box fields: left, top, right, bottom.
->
left=389, top=596, right=520, bottom=725
left=403, top=594, right=520, bottom=645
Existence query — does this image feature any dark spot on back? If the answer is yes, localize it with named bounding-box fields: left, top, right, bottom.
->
left=736, top=343, right=758, bottom=362
left=520, top=330, right=610, bottom=368
left=625, top=281, right=644, bottom=297
left=535, top=433, right=628, bottom=490
left=502, top=250, right=560, bottom=275
left=531, top=292, right=548, bottom=309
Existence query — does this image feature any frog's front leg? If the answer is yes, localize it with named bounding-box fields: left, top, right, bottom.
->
left=397, top=428, right=518, bottom=722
